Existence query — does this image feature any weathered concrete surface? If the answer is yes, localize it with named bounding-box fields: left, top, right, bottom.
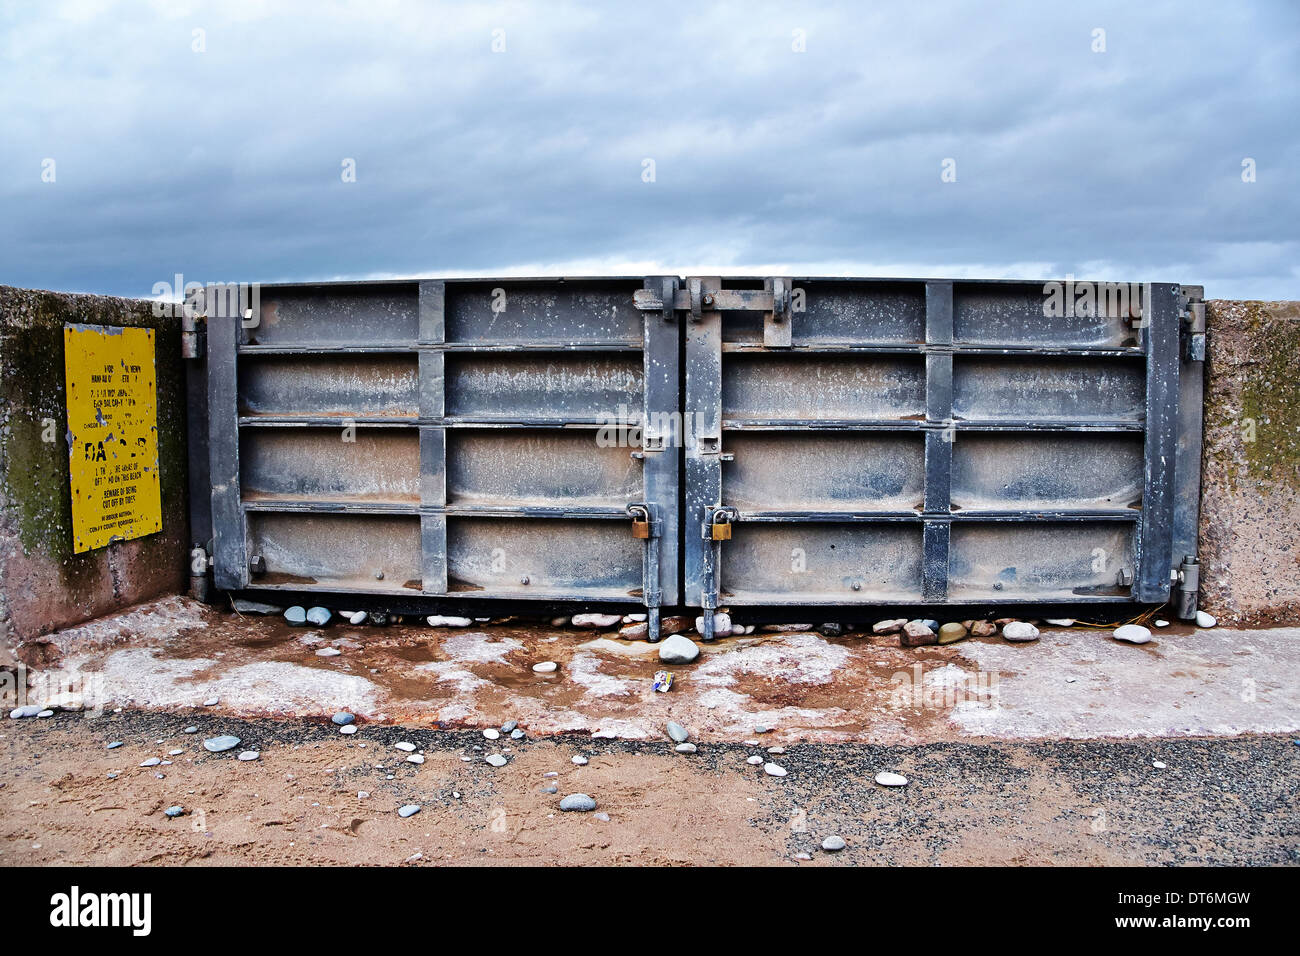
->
left=0, top=287, right=189, bottom=659
left=1199, top=300, right=1300, bottom=626
left=12, top=597, right=1297, bottom=744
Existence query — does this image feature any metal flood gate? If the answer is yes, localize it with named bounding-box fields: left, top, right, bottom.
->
left=193, top=276, right=1205, bottom=639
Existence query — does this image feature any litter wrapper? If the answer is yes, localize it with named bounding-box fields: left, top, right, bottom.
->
left=653, top=670, right=673, bottom=693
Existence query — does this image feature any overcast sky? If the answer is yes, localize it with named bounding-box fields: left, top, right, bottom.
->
left=1, top=0, right=1296, bottom=300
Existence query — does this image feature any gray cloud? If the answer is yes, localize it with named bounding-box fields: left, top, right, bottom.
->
left=1, top=0, right=1296, bottom=299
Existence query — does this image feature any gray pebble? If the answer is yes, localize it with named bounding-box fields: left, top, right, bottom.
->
left=164, top=806, right=186, bottom=818
left=501, top=720, right=518, bottom=733
left=398, top=804, right=421, bottom=818
left=106, top=741, right=123, bottom=750
left=822, top=835, right=846, bottom=851
left=331, top=712, right=355, bottom=726
left=306, top=606, right=332, bottom=626
left=559, top=793, right=597, bottom=812
left=202, top=735, right=242, bottom=753
left=485, top=754, right=507, bottom=767
left=666, top=721, right=689, bottom=743
left=284, top=606, right=307, bottom=625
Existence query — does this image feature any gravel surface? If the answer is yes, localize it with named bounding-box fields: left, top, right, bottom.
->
left=1, top=711, right=1295, bottom=865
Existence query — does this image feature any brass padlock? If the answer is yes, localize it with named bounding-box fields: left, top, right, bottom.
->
left=710, top=520, right=732, bottom=541
left=632, top=518, right=650, bottom=539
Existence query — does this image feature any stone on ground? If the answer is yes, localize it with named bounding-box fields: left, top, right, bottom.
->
left=1002, top=622, right=1040, bottom=642
left=1114, top=624, right=1153, bottom=644
left=658, top=634, right=700, bottom=664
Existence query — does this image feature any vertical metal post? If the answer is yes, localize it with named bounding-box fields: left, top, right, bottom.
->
left=207, top=309, right=248, bottom=590
left=1171, top=285, right=1206, bottom=617
left=641, top=277, right=680, bottom=614
left=684, top=278, right=723, bottom=635
left=923, top=281, right=954, bottom=602
left=1136, top=283, right=1180, bottom=602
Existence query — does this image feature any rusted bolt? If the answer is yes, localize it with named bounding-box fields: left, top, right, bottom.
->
left=702, top=293, right=714, bottom=307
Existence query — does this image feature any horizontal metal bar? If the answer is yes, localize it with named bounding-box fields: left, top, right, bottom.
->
left=721, top=419, right=1146, bottom=431
left=732, top=510, right=1140, bottom=522
left=238, top=416, right=627, bottom=427
left=720, top=343, right=1145, bottom=357
left=241, top=501, right=635, bottom=519
left=239, top=342, right=644, bottom=354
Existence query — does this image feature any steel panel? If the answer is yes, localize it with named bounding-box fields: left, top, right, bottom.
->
left=215, top=277, right=679, bottom=617
left=682, top=277, right=1191, bottom=630
left=203, top=275, right=1199, bottom=624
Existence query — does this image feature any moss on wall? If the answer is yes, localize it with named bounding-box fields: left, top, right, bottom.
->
left=1235, top=302, right=1300, bottom=481
left=0, top=286, right=189, bottom=641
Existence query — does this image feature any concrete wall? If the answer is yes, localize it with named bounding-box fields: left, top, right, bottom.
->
left=0, top=286, right=190, bottom=660
left=1199, top=299, right=1300, bottom=625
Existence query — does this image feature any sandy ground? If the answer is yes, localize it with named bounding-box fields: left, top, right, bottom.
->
left=1, top=712, right=1296, bottom=866
left=4, top=597, right=1298, bottom=866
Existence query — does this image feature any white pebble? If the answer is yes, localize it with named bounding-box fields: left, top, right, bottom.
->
left=1113, top=624, right=1152, bottom=644
left=1195, top=610, right=1217, bottom=628
left=875, top=771, right=908, bottom=787
left=532, top=661, right=558, bottom=674
left=572, top=755, right=588, bottom=766
left=764, top=763, right=787, bottom=777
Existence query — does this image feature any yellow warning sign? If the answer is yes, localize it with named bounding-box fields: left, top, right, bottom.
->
left=64, top=324, right=163, bottom=553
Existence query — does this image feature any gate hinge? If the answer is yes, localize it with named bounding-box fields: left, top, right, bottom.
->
left=1180, top=285, right=1206, bottom=362
left=181, top=311, right=206, bottom=359
left=632, top=281, right=792, bottom=322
